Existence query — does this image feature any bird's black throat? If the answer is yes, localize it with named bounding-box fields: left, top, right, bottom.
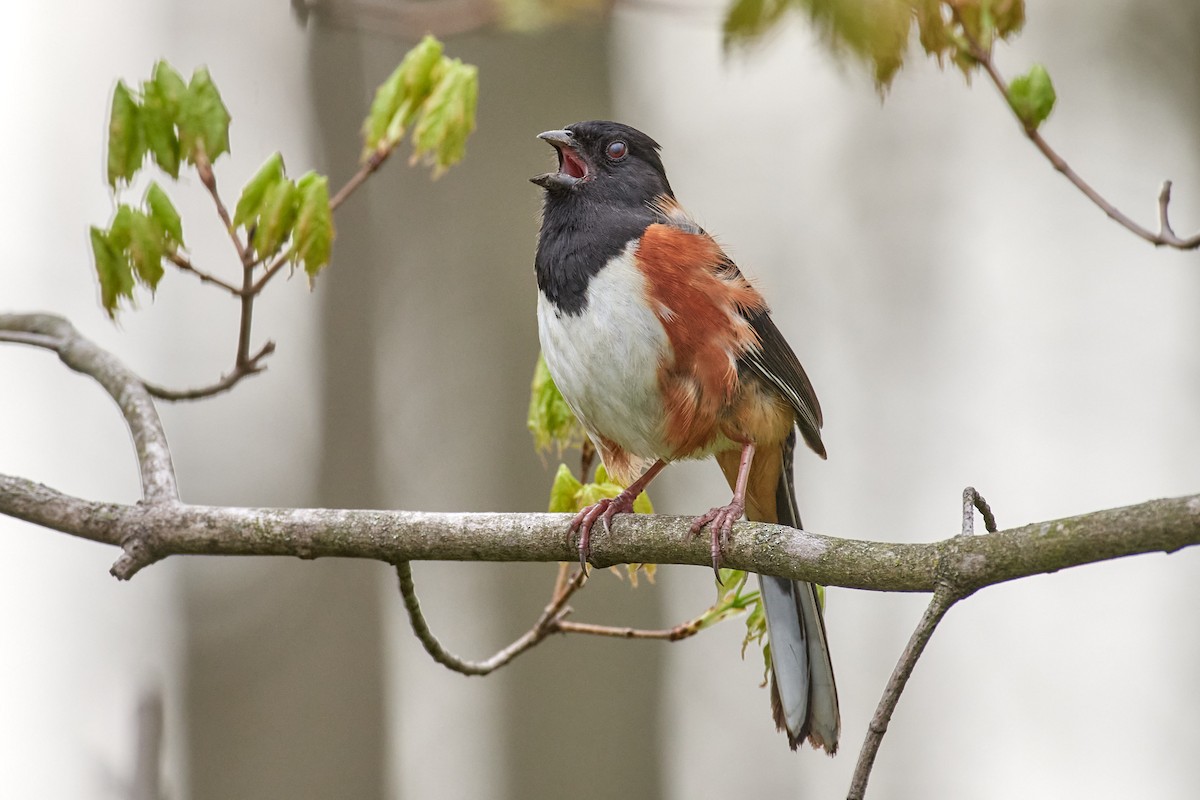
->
left=534, top=191, right=657, bottom=316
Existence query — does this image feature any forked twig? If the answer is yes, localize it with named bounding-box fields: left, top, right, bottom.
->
left=849, top=486, right=998, bottom=798
left=848, top=588, right=957, bottom=800
left=395, top=561, right=585, bottom=675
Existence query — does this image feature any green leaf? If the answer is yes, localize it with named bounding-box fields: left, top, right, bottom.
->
left=579, top=478, right=622, bottom=508
left=742, top=593, right=768, bottom=658
left=548, top=463, right=583, bottom=513
left=723, top=0, right=914, bottom=90
left=589, top=464, right=651, bottom=512
left=992, top=0, right=1026, bottom=39
left=527, top=354, right=583, bottom=453
left=914, top=0, right=955, bottom=61
left=90, top=226, right=134, bottom=317
left=140, top=101, right=180, bottom=179
left=251, top=178, right=299, bottom=259
left=293, top=171, right=334, bottom=279
left=178, top=66, right=231, bottom=164
left=106, top=81, right=145, bottom=188
left=140, top=62, right=186, bottom=179
left=623, top=562, right=656, bottom=585
left=411, top=59, right=478, bottom=176
left=717, top=568, right=746, bottom=595
left=1007, top=63, right=1056, bottom=130
left=144, top=182, right=184, bottom=247
left=362, top=34, right=445, bottom=157
left=722, top=0, right=793, bottom=49
left=234, top=152, right=286, bottom=228
left=126, top=211, right=165, bottom=290
left=148, top=60, right=187, bottom=116
left=108, top=205, right=136, bottom=252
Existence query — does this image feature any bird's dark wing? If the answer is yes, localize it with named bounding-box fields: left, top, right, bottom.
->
left=739, top=306, right=826, bottom=459
left=648, top=194, right=826, bottom=458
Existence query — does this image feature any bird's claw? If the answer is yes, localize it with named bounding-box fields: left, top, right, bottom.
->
left=688, top=500, right=746, bottom=582
left=568, top=493, right=636, bottom=573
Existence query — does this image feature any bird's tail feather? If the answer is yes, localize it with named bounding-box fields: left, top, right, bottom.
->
left=761, top=430, right=840, bottom=753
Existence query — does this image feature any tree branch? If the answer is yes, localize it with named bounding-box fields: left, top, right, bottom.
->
left=848, top=588, right=957, bottom=800
left=142, top=340, right=275, bottom=402
left=956, top=17, right=1200, bottom=251
left=1, top=471, right=1196, bottom=588
left=166, top=251, right=242, bottom=296
left=849, top=487, right=996, bottom=798
left=396, top=561, right=585, bottom=675
left=0, top=314, right=178, bottom=503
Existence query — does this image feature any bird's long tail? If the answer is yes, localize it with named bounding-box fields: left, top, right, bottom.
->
left=759, top=430, right=840, bottom=752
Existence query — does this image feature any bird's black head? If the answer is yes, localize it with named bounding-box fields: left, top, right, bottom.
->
left=530, top=120, right=673, bottom=206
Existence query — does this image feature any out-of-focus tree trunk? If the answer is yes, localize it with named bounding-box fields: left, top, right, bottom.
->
left=309, top=17, right=669, bottom=800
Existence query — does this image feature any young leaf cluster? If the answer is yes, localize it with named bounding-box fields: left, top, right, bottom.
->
left=528, top=354, right=584, bottom=454
left=89, top=183, right=185, bottom=317
left=723, top=0, right=1026, bottom=90
left=93, top=61, right=233, bottom=315
left=233, top=154, right=334, bottom=281
left=86, top=40, right=477, bottom=397
left=106, top=61, right=230, bottom=187
left=361, top=35, right=479, bottom=177
left=547, top=462, right=656, bottom=582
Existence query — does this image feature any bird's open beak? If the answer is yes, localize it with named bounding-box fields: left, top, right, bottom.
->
left=531, top=129, right=588, bottom=190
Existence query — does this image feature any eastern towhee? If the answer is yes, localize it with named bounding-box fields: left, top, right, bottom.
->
left=531, top=121, right=839, bottom=753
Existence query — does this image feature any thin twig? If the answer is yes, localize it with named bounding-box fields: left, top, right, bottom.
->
left=194, top=152, right=250, bottom=265
left=395, top=561, right=586, bottom=675
left=555, top=618, right=702, bottom=641
left=166, top=252, right=242, bottom=296
left=962, top=486, right=998, bottom=536
left=848, top=588, right=958, bottom=800
left=955, top=16, right=1200, bottom=251
left=143, top=340, right=275, bottom=402
left=552, top=561, right=572, bottom=600
left=249, top=251, right=292, bottom=295
left=236, top=260, right=256, bottom=365
left=850, top=487, right=997, bottom=797
left=330, top=147, right=392, bottom=212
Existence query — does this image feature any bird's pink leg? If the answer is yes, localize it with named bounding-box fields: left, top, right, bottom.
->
left=570, top=459, right=667, bottom=572
left=690, top=442, right=755, bottom=578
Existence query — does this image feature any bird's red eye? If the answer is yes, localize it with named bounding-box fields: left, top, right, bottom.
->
left=606, top=140, right=627, bottom=160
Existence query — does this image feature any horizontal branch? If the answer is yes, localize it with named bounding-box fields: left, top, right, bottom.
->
left=2, top=472, right=1196, bottom=589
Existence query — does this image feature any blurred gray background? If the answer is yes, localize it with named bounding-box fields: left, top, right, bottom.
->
left=2, top=0, right=1200, bottom=797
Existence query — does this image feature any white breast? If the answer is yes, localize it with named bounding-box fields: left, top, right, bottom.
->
left=537, top=242, right=671, bottom=460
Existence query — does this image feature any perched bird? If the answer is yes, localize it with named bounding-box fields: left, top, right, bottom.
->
left=531, top=120, right=839, bottom=753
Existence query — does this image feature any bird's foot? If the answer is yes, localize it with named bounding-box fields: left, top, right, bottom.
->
left=689, top=499, right=746, bottom=581
left=569, top=492, right=637, bottom=572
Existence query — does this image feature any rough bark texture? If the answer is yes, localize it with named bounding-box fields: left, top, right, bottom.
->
left=2, top=472, right=1196, bottom=590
